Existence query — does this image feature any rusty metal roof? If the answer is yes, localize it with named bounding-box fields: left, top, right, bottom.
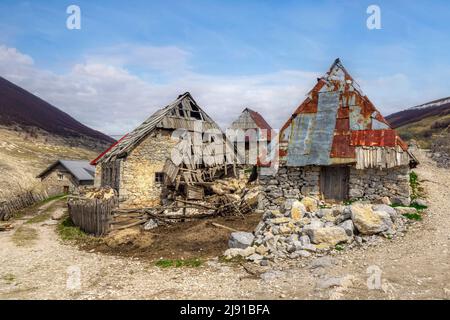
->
left=230, top=107, right=273, bottom=141
left=280, top=58, right=412, bottom=166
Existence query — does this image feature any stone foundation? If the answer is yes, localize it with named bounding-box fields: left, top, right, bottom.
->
left=258, top=166, right=320, bottom=212
left=349, top=165, right=411, bottom=205
left=259, top=165, right=411, bottom=210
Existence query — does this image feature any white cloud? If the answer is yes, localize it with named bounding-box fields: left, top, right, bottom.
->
left=0, top=44, right=447, bottom=137
left=84, top=44, right=191, bottom=74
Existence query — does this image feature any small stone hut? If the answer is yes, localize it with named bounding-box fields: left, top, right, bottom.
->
left=260, top=59, right=417, bottom=208
left=91, top=92, right=229, bottom=208
left=37, top=160, right=95, bottom=194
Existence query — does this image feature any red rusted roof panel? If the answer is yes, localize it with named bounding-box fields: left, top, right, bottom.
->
left=350, top=130, right=397, bottom=147
left=91, top=133, right=129, bottom=165
left=330, top=134, right=355, bottom=158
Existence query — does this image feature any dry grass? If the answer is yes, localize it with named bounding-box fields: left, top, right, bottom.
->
left=0, top=127, right=102, bottom=200
left=397, top=113, right=450, bottom=148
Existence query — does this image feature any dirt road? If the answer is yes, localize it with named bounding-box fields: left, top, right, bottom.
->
left=0, top=149, right=449, bottom=300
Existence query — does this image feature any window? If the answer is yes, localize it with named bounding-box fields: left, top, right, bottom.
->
left=57, top=173, right=64, bottom=181
left=155, top=172, right=165, bottom=183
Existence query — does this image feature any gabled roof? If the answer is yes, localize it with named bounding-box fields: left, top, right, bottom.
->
left=279, top=58, right=415, bottom=167
left=37, top=160, right=95, bottom=181
left=92, top=92, right=223, bottom=165
left=230, top=108, right=273, bottom=141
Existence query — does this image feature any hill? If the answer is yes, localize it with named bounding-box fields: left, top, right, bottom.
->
left=0, top=76, right=115, bottom=199
left=386, top=97, right=450, bottom=167
left=0, top=76, right=114, bottom=145
left=386, top=97, right=450, bottom=129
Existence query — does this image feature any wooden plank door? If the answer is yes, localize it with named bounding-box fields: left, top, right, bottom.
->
left=320, top=166, right=349, bottom=202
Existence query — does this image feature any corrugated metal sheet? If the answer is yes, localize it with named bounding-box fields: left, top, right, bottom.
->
left=278, top=58, right=414, bottom=168
left=287, top=91, right=339, bottom=166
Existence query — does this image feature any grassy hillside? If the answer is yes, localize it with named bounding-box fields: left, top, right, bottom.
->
left=396, top=113, right=450, bottom=149
left=0, top=126, right=102, bottom=200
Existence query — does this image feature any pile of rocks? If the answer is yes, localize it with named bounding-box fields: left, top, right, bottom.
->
left=225, top=196, right=420, bottom=264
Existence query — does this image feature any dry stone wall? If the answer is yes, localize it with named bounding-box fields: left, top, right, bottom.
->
left=258, top=166, right=320, bottom=212
left=349, top=165, right=411, bottom=205
left=118, top=129, right=177, bottom=208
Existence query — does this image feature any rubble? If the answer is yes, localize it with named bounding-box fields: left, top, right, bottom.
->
left=230, top=195, right=419, bottom=263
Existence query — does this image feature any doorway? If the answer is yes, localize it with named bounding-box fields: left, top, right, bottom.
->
left=320, top=166, right=349, bottom=202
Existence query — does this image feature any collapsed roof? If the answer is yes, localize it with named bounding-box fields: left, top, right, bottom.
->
left=92, top=92, right=224, bottom=165
left=279, top=59, right=417, bottom=169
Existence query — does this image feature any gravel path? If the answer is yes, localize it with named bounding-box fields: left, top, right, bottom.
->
left=0, top=149, right=449, bottom=300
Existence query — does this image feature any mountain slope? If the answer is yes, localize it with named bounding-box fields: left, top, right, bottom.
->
left=386, top=97, right=450, bottom=129
left=0, top=76, right=116, bottom=199
left=0, top=76, right=114, bottom=144
left=386, top=97, right=450, bottom=167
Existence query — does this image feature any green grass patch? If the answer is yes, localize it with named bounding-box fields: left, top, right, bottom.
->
left=12, top=226, right=38, bottom=246
left=390, top=203, right=427, bottom=212
left=41, top=194, right=67, bottom=204
left=155, top=258, right=203, bottom=268
left=410, top=203, right=428, bottom=211
left=343, top=198, right=364, bottom=205
left=57, top=217, right=89, bottom=241
left=13, top=194, right=66, bottom=220
left=25, top=212, right=51, bottom=224
left=402, top=213, right=423, bottom=221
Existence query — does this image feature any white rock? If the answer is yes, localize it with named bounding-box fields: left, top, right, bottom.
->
left=143, top=219, right=158, bottom=231
left=228, top=232, right=255, bottom=249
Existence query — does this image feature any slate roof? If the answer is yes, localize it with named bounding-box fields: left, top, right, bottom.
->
left=37, top=160, right=95, bottom=181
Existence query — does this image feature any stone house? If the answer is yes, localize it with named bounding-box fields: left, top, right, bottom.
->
left=260, top=59, right=417, bottom=209
left=91, top=92, right=229, bottom=208
left=37, top=160, right=95, bottom=194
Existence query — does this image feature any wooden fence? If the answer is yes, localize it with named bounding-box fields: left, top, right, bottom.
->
left=0, top=190, right=56, bottom=221
left=68, top=196, right=118, bottom=236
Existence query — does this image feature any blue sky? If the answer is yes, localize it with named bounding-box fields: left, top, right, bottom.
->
left=1, top=0, right=449, bottom=135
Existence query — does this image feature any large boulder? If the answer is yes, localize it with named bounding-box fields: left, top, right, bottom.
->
left=372, top=204, right=398, bottom=222
left=301, top=196, right=319, bottom=213
left=305, top=226, right=349, bottom=246
left=351, top=204, right=393, bottom=235
left=228, top=232, right=255, bottom=249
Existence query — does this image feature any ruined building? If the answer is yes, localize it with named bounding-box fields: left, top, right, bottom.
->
left=260, top=59, right=417, bottom=208
left=92, top=92, right=230, bottom=208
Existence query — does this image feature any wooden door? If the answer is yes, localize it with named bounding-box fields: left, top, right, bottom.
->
left=320, top=166, right=349, bottom=202
left=63, top=186, right=69, bottom=194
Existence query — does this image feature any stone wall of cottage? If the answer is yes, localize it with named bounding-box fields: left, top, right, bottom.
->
left=258, top=165, right=411, bottom=211
left=258, top=166, right=321, bottom=212
left=41, top=165, right=78, bottom=195
left=118, top=129, right=178, bottom=208
left=349, top=165, right=411, bottom=205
